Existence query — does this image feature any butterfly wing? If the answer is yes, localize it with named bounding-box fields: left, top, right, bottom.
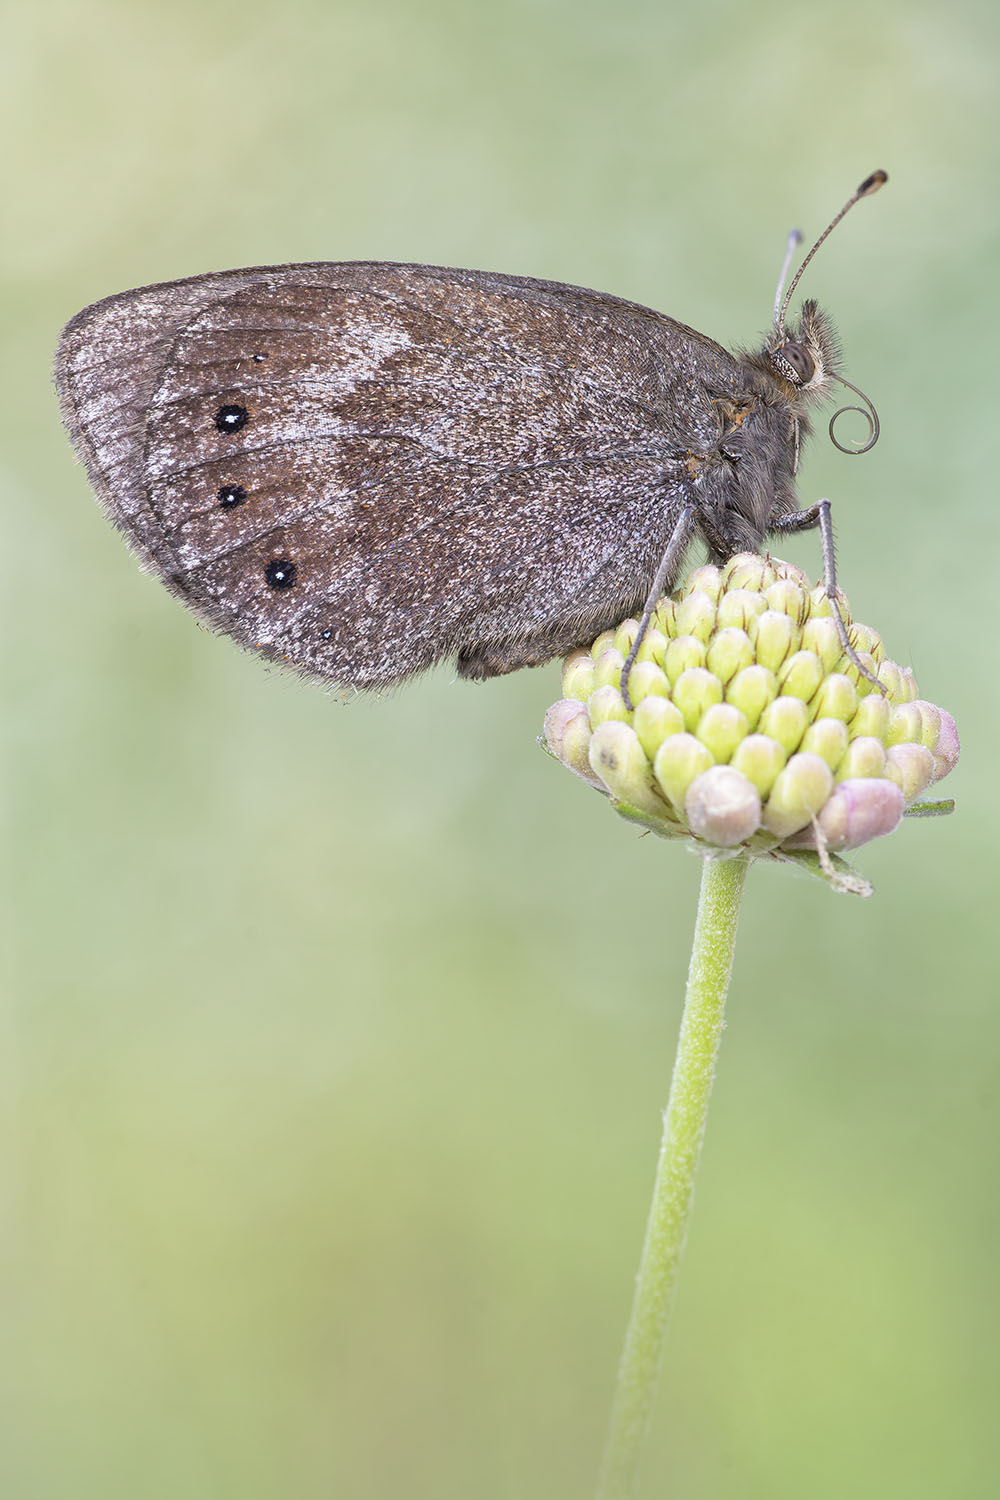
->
left=56, top=262, right=741, bottom=688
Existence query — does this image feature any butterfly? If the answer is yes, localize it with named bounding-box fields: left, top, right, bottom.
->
left=55, top=173, right=885, bottom=696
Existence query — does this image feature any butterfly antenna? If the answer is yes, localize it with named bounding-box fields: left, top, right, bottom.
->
left=776, top=170, right=888, bottom=337
left=773, top=229, right=804, bottom=330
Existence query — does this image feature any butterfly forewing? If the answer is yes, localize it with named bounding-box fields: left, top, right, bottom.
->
left=56, top=262, right=741, bottom=687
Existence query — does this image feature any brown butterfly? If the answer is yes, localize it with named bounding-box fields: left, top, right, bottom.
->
left=55, top=173, right=885, bottom=696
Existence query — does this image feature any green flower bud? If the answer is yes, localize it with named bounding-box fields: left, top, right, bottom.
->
left=810, top=672, right=859, bottom=723
left=800, top=717, right=850, bottom=771
left=835, top=735, right=887, bottom=782
left=672, top=666, right=724, bottom=731
left=752, top=609, right=799, bottom=673
left=730, top=733, right=787, bottom=797
left=765, top=577, right=810, bottom=623
left=543, top=555, right=959, bottom=862
left=850, top=692, right=891, bottom=740
left=562, top=648, right=596, bottom=702
left=674, top=589, right=717, bottom=642
left=762, top=752, right=834, bottom=838
left=588, top=721, right=672, bottom=816
left=623, top=661, right=671, bottom=702
left=758, top=695, right=810, bottom=754
left=613, top=619, right=639, bottom=657
left=588, top=683, right=631, bottom=728
left=590, top=628, right=617, bottom=659
left=635, top=627, right=669, bottom=665
left=887, top=702, right=925, bottom=747
left=777, top=649, right=825, bottom=704
left=801, top=615, right=845, bottom=673
left=664, top=633, right=707, bottom=682
left=653, top=733, right=714, bottom=815
left=633, top=695, right=686, bottom=760
left=715, top=587, right=767, bottom=632
left=726, top=665, right=778, bottom=727
left=722, top=554, right=773, bottom=591
left=696, top=702, right=749, bottom=762
left=684, top=564, right=725, bottom=602
left=706, top=627, right=754, bottom=685
left=593, top=647, right=626, bottom=690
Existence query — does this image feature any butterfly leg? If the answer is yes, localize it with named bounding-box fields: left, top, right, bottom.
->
left=770, top=500, right=884, bottom=693
left=620, top=504, right=696, bottom=710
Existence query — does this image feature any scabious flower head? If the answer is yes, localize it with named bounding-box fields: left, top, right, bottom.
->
left=543, top=555, right=959, bottom=891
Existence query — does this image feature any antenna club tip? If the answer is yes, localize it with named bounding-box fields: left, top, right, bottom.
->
left=858, top=169, right=889, bottom=196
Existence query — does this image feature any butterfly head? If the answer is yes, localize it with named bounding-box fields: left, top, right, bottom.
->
left=765, top=299, right=841, bottom=401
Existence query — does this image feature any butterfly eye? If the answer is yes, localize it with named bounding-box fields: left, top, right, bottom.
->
left=772, top=342, right=816, bottom=385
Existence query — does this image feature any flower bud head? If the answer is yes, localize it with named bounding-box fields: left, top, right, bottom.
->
left=543, top=553, right=959, bottom=862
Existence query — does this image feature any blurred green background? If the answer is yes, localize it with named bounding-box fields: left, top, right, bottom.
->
left=4, top=1, right=998, bottom=1496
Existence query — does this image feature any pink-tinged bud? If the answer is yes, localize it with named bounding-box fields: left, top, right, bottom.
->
left=653, top=733, right=714, bottom=815
left=633, top=695, right=686, bottom=760
left=761, top=752, right=834, bottom=838
left=685, top=766, right=762, bottom=847
left=884, top=743, right=936, bottom=805
left=562, top=649, right=595, bottom=702
left=752, top=609, right=799, bottom=673
left=588, top=683, right=631, bottom=728
left=929, top=709, right=960, bottom=782
left=672, top=667, right=724, bottom=731
left=543, top=699, right=603, bottom=786
left=664, top=633, right=707, bottom=682
left=588, top=721, right=670, bottom=816
left=784, top=778, right=904, bottom=851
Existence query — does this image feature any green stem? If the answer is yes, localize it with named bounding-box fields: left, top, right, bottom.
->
left=596, top=851, right=750, bottom=1500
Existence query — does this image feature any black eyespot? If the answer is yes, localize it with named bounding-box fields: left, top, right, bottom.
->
left=265, top=558, right=297, bottom=590
left=217, top=483, right=247, bottom=508
left=772, top=342, right=815, bottom=385
left=252, top=352, right=268, bottom=363
left=215, top=404, right=249, bottom=434
left=320, top=629, right=332, bottom=640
